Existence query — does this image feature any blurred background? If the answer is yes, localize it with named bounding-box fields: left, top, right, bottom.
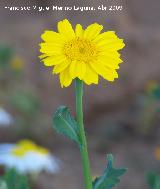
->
left=0, top=0, right=160, bottom=189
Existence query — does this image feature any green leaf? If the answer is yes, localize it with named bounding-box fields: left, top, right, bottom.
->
left=147, top=172, right=160, bottom=189
left=53, top=106, right=81, bottom=146
left=147, top=172, right=157, bottom=189
left=10, top=91, right=40, bottom=115
left=93, top=154, right=126, bottom=189
left=16, top=176, right=29, bottom=189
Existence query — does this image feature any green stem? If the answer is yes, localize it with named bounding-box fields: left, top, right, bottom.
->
left=75, top=78, right=93, bottom=189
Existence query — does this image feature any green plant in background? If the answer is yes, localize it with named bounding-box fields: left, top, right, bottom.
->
left=138, top=81, right=160, bottom=135
left=0, top=44, right=24, bottom=74
left=9, top=90, right=42, bottom=138
left=0, top=45, right=26, bottom=135
left=0, top=44, right=24, bottom=95
left=0, top=45, right=13, bottom=68
left=147, top=172, right=160, bottom=189
left=10, top=91, right=40, bottom=116
left=147, top=81, right=160, bottom=100
left=0, top=169, right=30, bottom=189
left=0, top=45, right=13, bottom=85
left=39, top=19, right=126, bottom=189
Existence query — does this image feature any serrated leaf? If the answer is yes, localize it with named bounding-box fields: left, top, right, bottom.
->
left=53, top=106, right=81, bottom=146
left=93, top=154, right=126, bottom=189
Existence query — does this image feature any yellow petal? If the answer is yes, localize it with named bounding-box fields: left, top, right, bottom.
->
left=57, top=19, right=75, bottom=40
left=75, top=24, right=83, bottom=38
left=39, top=54, right=48, bottom=59
left=98, top=55, right=123, bottom=69
left=41, top=31, right=62, bottom=42
left=94, top=31, right=125, bottom=51
left=84, top=23, right=103, bottom=40
left=39, top=43, right=62, bottom=55
left=83, top=64, right=98, bottom=85
left=60, top=67, right=72, bottom=88
left=42, top=55, right=67, bottom=66
left=89, top=61, right=118, bottom=81
left=53, top=61, right=70, bottom=74
left=70, top=61, right=86, bottom=80
left=97, top=39, right=125, bottom=51
left=94, top=31, right=118, bottom=43
left=99, top=51, right=121, bottom=58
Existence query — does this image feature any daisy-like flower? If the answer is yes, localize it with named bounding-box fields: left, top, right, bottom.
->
left=0, top=140, right=60, bottom=174
left=39, top=19, right=125, bottom=87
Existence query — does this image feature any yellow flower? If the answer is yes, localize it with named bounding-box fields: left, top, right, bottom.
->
left=155, top=146, right=160, bottom=160
left=10, top=56, right=24, bottom=71
left=39, top=19, right=125, bottom=87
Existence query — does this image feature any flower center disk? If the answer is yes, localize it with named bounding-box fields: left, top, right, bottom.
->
left=11, top=140, right=49, bottom=157
left=63, top=38, right=98, bottom=63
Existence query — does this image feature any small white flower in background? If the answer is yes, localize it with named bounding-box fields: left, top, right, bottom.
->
left=0, top=140, right=60, bottom=174
left=0, top=108, right=13, bottom=127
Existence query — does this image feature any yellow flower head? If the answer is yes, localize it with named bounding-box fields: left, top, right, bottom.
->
left=10, top=56, right=24, bottom=71
left=155, top=146, right=160, bottom=160
left=39, top=19, right=125, bottom=87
